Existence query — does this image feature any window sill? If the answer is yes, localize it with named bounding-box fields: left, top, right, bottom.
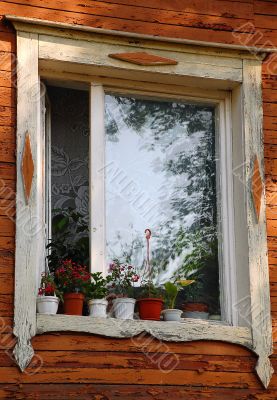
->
left=36, top=313, right=252, bottom=349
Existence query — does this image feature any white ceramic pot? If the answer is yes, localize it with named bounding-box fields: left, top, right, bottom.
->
left=183, top=311, right=209, bottom=320
left=36, top=296, right=59, bottom=314
left=162, top=309, right=182, bottom=322
left=88, top=299, right=108, bottom=318
left=112, top=297, right=136, bottom=320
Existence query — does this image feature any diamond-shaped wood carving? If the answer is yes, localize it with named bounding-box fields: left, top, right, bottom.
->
left=252, top=156, right=263, bottom=221
left=21, top=133, right=34, bottom=203
left=109, top=52, right=178, bottom=66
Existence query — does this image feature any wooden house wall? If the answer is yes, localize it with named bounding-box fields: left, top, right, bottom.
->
left=0, top=1, right=276, bottom=398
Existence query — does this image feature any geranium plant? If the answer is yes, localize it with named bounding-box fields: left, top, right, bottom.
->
left=38, top=272, right=60, bottom=298
left=108, top=259, right=139, bottom=297
left=55, top=259, right=91, bottom=295
left=37, top=272, right=60, bottom=315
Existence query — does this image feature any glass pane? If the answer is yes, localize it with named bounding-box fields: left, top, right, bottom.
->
left=48, top=86, right=90, bottom=267
left=105, top=94, right=220, bottom=314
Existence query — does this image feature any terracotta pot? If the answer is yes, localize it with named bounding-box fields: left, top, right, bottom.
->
left=63, top=293, right=84, bottom=316
left=182, top=302, right=208, bottom=312
left=137, top=298, right=164, bottom=321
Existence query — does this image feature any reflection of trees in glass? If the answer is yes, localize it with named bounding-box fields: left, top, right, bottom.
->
left=105, top=95, right=220, bottom=313
left=107, top=229, right=144, bottom=267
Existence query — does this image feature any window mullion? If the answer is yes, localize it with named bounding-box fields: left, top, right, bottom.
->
left=90, top=83, right=106, bottom=274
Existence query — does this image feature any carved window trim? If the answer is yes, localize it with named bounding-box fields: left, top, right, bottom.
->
left=7, top=16, right=273, bottom=388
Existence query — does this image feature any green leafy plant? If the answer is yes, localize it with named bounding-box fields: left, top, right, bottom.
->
left=164, top=280, right=195, bottom=309
left=138, top=280, right=163, bottom=299
left=47, top=208, right=89, bottom=272
left=86, top=272, right=112, bottom=300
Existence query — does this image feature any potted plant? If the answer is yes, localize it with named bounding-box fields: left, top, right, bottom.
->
left=47, top=208, right=90, bottom=273
left=176, top=237, right=219, bottom=319
left=136, top=228, right=164, bottom=321
left=136, top=280, right=164, bottom=321
left=86, top=272, right=111, bottom=318
left=182, top=279, right=209, bottom=319
left=36, top=272, right=60, bottom=314
left=108, top=260, right=139, bottom=320
left=162, top=280, right=195, bottom=322
left=55, top=259, right=91, bottom=315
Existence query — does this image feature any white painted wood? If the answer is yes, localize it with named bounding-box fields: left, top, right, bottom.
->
left=45, top=94, right=52, bottom=273
left=243, top=59, right=273, bottom=388
left=40, top=60, right=240, bottom=91
left=13, top=31, right=42, bottom=371
left=90, top=84, right=106, bottom=275
left=38, top=35, right=243, bottom=83
left=217, top=96, right=238, bottom=326
left=231, top=85, right=251, bottom=329
left=36, top=314, right=253, bottom=349
left=41, top=70, right=230, bottom=98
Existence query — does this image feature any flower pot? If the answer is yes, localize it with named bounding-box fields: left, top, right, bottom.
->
left=36, top=296, right=59, bottom=314
left=183, top=302, right=208, bottom=312
left=88, top=299, right=108, bottom=318
left=112, top=297, right=136, bottom=320
left=183, top=311, right=209, bottom=319
left=162, top=308, right=182, bottom=322
left=64, top=293, right=84, bottom=316
left=182, top=302, right=209, bottom=320
left=137, top=298, right=164, bottom=321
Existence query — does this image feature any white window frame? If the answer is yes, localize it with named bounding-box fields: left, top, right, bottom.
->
left=89, top=84, right=236, bottom=326
left=8, top=15, right=273, bottom=388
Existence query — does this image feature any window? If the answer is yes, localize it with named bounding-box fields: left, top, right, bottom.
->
left=46, top=85, right=221, bottom=317
left=9, top=16, right=273, bottom=388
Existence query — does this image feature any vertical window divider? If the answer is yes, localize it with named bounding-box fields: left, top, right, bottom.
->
left=90, top=83, right=106, bottom=275
left=218, top=95, right=238, bottom=326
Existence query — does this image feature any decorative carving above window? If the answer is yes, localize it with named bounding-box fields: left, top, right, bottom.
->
left=21, top=132, right=34, bottom=203
left=108, top=52, right=178, bottom=66
left=252, top=156, right=263, bottom=221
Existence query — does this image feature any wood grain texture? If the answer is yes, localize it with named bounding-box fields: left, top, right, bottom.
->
left=0, top=0, right=256, bottom=34
left=1, top=0, right=255, bottom=23
left=38, top=34, right=243, bottom=83
left=243, top=59, right=273, bottom=388
left=13, top=30, right=40, bottom=372
left=32, top=333, right=253, bottom=355
left=28, top=350, right=256, bottom=372
left=0, top=1, right=255, bottom=45
left=0, top=366, right=263, bottom=387
left=4, top=384, right=277, bottom=400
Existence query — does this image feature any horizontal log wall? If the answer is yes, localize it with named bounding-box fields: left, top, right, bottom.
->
left=0, top=0, right=276, bottom=398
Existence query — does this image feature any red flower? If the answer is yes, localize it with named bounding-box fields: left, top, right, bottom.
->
left=132, top=274, right=140, bottom=283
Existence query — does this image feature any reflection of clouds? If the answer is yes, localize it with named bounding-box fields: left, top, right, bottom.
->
left=105, top=94, right=216, bottom=282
